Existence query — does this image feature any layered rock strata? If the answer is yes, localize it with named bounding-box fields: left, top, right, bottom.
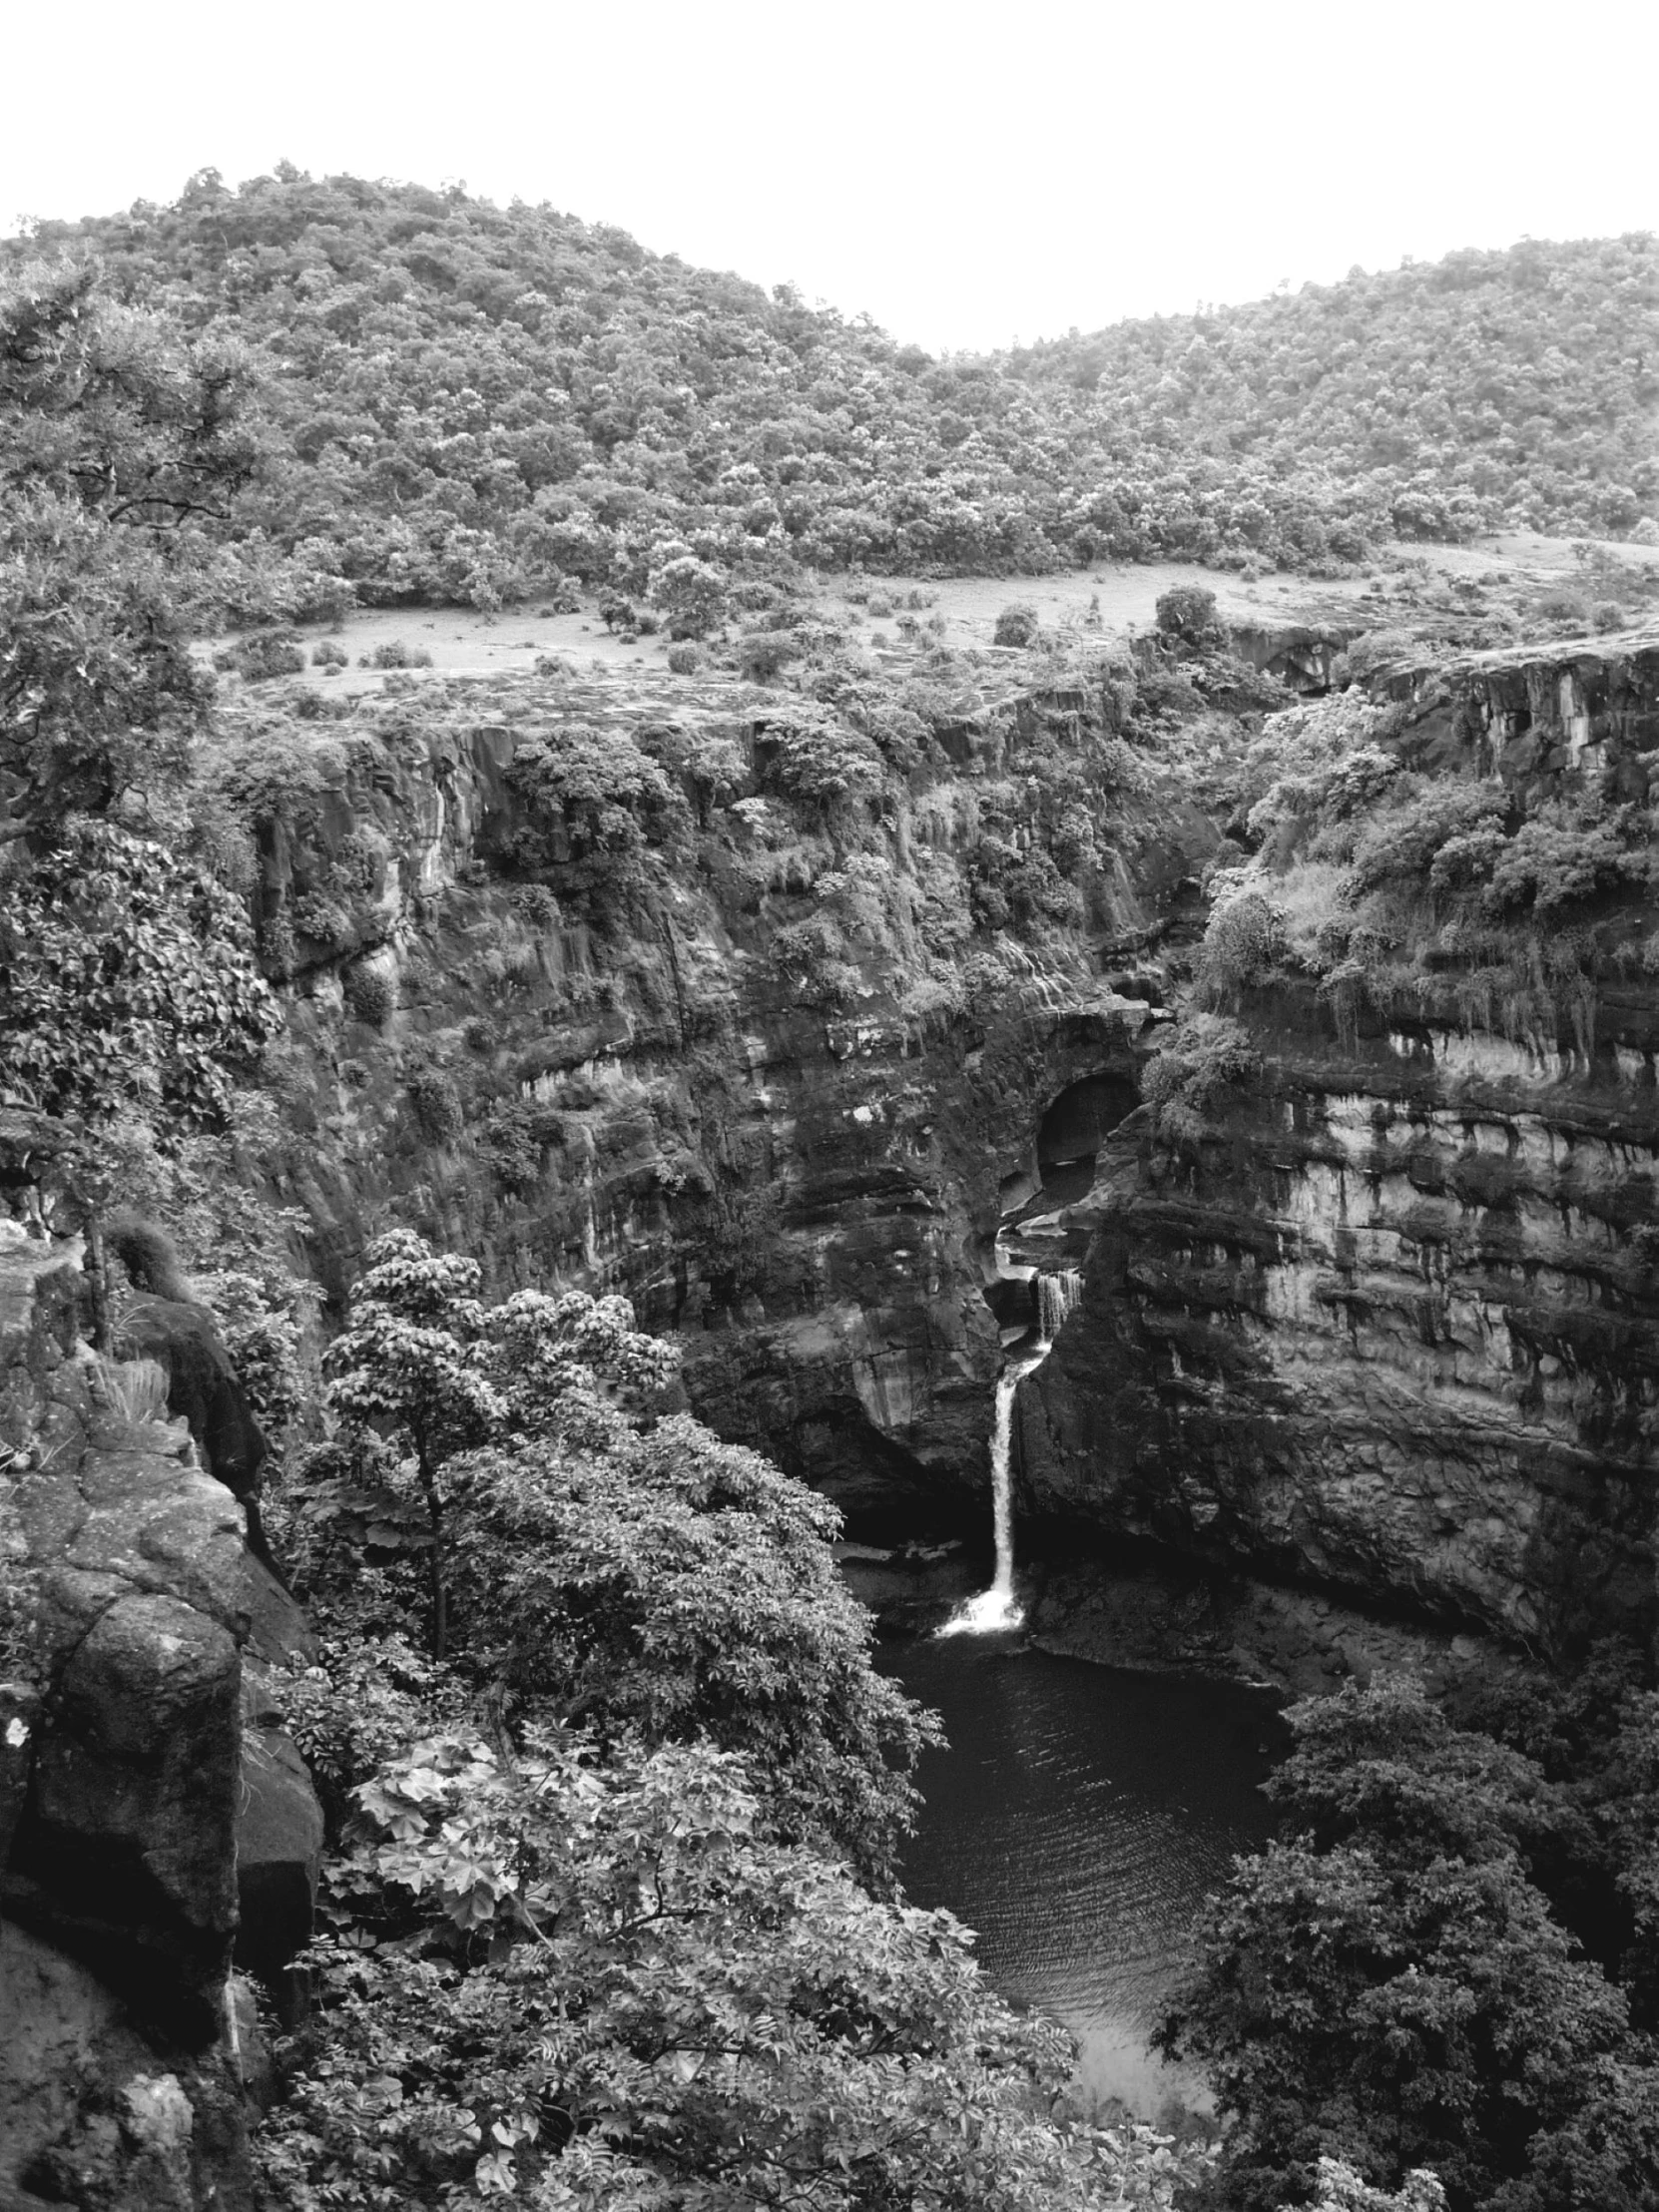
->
left=232, top=666, right=1207, bottom=1534
left=1023, top=635, right=1659, bottom=1661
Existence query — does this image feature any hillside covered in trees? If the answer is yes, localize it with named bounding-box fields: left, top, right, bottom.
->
left=7, top=171, right=1657, bottom=623
left=1012, top=238, right=1659, bottom=545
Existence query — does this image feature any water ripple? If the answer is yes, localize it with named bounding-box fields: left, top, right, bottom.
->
left=880, top=1637, right=1284, bottom=2119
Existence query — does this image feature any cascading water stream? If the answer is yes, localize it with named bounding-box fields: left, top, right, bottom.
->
left=940, top=1268, right=1085, bottom=1636
left=1037, top=1268, right=1084, bottom=1343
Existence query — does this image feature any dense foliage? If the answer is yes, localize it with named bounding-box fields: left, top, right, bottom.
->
left=297, top=1232, right=932, bottom=1884
left=0, top=256, right=267, bottom=831
left=1012, top=238, right=1659, bottom=545
left=0, top=820, right=279, bottom=1126
left=259, top=1231, right=1207, bottom=2208
left=1191, top=679, right=1659, bottom=1057
left=260, top=1728, right=1201, bottom=2212
left=9, top=176, right=1656, bottom=627
left=13, top=167, right=1659, bottom=2212
left=1160, top=1675, right=1659, bottom=2212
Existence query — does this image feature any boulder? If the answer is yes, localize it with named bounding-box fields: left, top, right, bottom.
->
left=0, top=1920, right=254, bottom=2212
left=0, top=1235, right=311, bottom=2208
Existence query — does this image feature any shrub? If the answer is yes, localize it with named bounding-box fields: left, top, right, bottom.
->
left=478, top=1102, right=547, bottom=1192
left=1335, top=629, right=1426, bottom=684
left=993, top=601, right=1040, bottom=648
left=1196, top=877, right=1287, bottom=1002
left=289, top=890, right=351, bottom=943
left=359, top=637, right=434, bottom=670
left=1142, top=1014, right=1261, bottom=1146
left=405, top=1065, right=463, bottom=1143
left=1593, top=600, right=1628, bottom=633
left=1154, top=584, right=1222, bottom=644
left=755, top=702, right=886, bottom=808
left=310, top=638, right=349, bottom=668
left=666, top=641, right=702, bottom=674
left=737, top=629, right=799, bottom=682
left=1534, top=589, right=1590, bottom=630
left=503, top=725, right=678, bottom=867
left=511, top=883, right=561, bottom=929
left=343, top=963, right=394, bottom=1026
left=214, top=630, right=306, bottom=681
left=462, top=1014, right=494, bottom=1053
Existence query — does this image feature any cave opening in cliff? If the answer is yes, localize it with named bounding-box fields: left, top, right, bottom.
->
left=986, top=1069, right=1139, bottom=1340
left=1037, top=1072, right=1138, bottom=1194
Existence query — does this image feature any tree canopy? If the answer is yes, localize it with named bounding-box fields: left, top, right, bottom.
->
left=1159, top=1676, right=1659, bottom=2212
left=0, top=256, right=266, bottom=832
left=264, top=1230, right=1207, bottom=2208
left=9, top=177, right=1654, bottom=625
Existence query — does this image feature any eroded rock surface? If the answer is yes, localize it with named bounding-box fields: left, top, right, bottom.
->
left=228, top=665, right=1208, bottom=1536
left=1023, top=637, right=1659, bottom=1660
left=0, top=1232, right=318, bottom=2210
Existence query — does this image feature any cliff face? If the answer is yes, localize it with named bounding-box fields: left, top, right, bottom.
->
left=225, top=629, right=1659, bottom=1661
left=234, top=663, right=1206, bottom=1536
left=1023, top=633, right=1659, bottom=1663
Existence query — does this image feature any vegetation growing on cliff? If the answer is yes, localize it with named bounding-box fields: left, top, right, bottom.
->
left=12, top=175, right=1659, bottom=2212
left=1192, top=682, right=1659, bottom=1055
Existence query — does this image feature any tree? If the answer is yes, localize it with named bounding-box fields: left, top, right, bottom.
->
left=445, top=1406, right=934, bottom=1887
left=0, top=820, right=281, bottom=1340
left=321, top=1231, right=504, bottom=1659
left=1153, top=583, right=1222, bottom=648
left=314, top=1235, right=931, bottom=1883
left=1158, top=1677, right=1651, bottom=2212
left=257, top=1727, right=1208, bottom=2212
left=645, top=550, right=731, bottom=640
left=1, top=258, right=266, bottom=835
left=0, top=261, right=281, bottom=1335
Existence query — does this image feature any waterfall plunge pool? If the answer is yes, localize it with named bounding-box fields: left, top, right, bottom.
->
left=872, top=1622, right=1285, bottom=2122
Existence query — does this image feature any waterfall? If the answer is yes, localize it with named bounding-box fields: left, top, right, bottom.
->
left=1037, top=1267, right=1084, bottom=1345
left=940, top=1268, right=1082, bottom=1637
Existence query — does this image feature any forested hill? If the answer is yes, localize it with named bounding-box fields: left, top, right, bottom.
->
left=9, top=170, right=1658, bottom=614
left=1007, top=236, right=1659, bottom=545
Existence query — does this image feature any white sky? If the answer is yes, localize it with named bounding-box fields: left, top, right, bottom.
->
left=8, top=0, right=1658, bottom=355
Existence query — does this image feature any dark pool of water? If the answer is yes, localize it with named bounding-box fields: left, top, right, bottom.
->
left=879, top=1630, right=1285, bottom=2120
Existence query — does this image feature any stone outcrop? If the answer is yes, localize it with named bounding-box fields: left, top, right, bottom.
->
left=0, top=1228, right=320, bottom=2210
left=1227, top=620, right=1355, bottom=696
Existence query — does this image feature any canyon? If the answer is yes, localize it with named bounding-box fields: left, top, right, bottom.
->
left=8, top=607, right=1659, bottom=2205
left=231, top=620, right=1659, bottom=1671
